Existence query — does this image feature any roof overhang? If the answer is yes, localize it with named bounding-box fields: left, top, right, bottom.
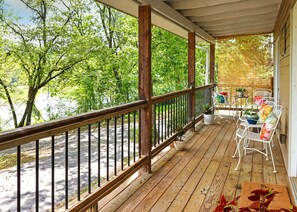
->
left=97, top=0, right=283, bottom=43
left=96, top=0, right=215, bottom=44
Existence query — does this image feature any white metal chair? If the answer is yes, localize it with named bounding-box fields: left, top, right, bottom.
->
left=213, top=91, right=234, bottom=118
left=253, top=89, right=272, bottom=99
left=233, top=108, right=282, bottom=173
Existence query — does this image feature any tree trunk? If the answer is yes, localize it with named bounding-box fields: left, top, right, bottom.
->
left=0, top=79, right=18, bottom=128
left=18, top=87, right=38, bottom=127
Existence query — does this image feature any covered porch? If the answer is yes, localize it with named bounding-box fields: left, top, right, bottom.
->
left=1, top=0, right=297, bottom=211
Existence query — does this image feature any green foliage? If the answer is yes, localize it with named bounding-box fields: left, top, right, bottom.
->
left=202, top=103, right=213, bottom=114
left=217, top=35, right=273, bottom=87
left=0, top=0, right=208, bottom=130
left=152, top=27, right=188, bottom=95
left=236, top=88, right=246, bottom=92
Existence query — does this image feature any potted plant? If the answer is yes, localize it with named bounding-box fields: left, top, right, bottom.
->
left=203, top=103, right=215, bottom=125
left=173, top=126, right=187, bottom=150
left=236, top=88, right=246, bottom=97
left=214, top=186, right=297, bottom=212
left=244, top=108, right=259, bottom=124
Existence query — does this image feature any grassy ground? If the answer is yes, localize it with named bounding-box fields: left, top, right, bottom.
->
left=0, top=153, right=36, bottom=170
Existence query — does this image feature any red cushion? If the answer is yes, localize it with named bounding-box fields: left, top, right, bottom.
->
left=219, top=91, right=228, bottom=96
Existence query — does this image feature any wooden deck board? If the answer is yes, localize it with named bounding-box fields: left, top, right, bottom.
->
left=98, top=117, right=290, bottom=211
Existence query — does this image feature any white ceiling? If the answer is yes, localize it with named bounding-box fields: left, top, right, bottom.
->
left=97, top=0, right=283, bottom=43
left=163, top=0, right=282, bottom=38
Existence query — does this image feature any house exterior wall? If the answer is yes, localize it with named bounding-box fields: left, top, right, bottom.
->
left=274, top=0, right=296, bottom=169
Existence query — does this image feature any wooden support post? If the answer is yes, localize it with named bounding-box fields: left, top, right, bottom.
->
left=270, top=76, right=274, bottom=97
left=188, top=32, right=196, bottom=125
left=138, top=5, right=152, bottom=173
left=210, top=43, right=215, bottom=84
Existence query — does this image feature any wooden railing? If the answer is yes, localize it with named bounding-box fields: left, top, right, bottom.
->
left=0, top=84, right=214, bottom=212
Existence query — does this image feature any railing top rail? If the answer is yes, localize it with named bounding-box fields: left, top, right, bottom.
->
left=152, top=88, right=191, bottom=104
left=0, top=100, right=147, bottom=151
left=152, top=84, right=215, bottom=104
left=194, top=84, right=215, bottom=91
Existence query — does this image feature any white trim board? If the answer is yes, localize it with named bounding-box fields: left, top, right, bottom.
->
left=288, top=4, right=297, bottom=177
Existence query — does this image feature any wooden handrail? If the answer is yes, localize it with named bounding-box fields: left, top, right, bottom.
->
left=194, top=84, right=215, bottom=92
left=0, top=100, right=147, bottom=151
left=152, top=84, right=215, bottom=105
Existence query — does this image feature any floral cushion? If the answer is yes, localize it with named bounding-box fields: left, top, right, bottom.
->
left=215, top=94, right=226, bottom=103
left=254, top=96, right=266, bottom=106
left=260, top=114, right=277, bottom=140
left=258, top=104, right=273, bottom=122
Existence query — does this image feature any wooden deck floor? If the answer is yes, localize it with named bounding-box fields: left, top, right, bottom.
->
left=97, top=117, right=289, bottom=212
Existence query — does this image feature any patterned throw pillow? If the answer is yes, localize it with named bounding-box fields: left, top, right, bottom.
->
left=254, top=96, right=266, bottom=106
left=219, top=91, right=228, bottom=96
left=215, top=94, right=225, bottom=104
left=258, top=104, right=273, bottom=122
left=260, top=114, right=277, bottom=140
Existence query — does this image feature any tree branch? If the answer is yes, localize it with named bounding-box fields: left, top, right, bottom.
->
left=0, top=78, right=18, bottom=128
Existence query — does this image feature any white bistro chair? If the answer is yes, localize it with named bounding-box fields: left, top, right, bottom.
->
left=233, top=108, right=282, bottom=173
left=212, top=92, right=234, bottom=118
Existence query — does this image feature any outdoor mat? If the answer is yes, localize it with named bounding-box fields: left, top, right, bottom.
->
left=238, top=181, right=291, bottom=209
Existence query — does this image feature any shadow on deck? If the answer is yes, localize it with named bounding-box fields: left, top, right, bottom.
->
left=97, top=116, right=289, bottom=211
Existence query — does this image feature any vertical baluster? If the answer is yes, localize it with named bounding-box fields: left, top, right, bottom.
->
left=170, top=99, right=173, bottom=135
left=51, top=136, right=55, bottom=212
left=17, top=146, right=21, bottom=212
left=177, top=96, right=179, bottom=127
left=153, top=105, right=156, bottom=147
left=175, top=97, right=178, bottom=130
left=88, top=125, right=91, bottom=193
left=121, top=115, right=124, bottom=170
left=164, top=100, right=167, bottom=139
left=181, top=96, right=183, bottom=125
left=114, top=117, right=117, bottom=176
left=36, top=140, right=39, bottom=212
left=184, top=95, right=186, bottom=124
left=182, top=95, right=184, bottom=125
left=161, top=102, right=164, bottom=142
left=128, top=113, right=131, bottom=166
left=78, top=128, right=81, bottom=200
left=133, top=111, right=136, bottom=162
left=181, top=96, right=183, bottom=126
left=167, top=100, right=170, bottom=138
left=98, top=123, right=100, bottom=187
left=186, top=95, right=190, bottom=122
left=107, top=120, right=110, bottom=181
left=138, top=110, right=141, bottom=158
left=158, top=103, right=160, bottom=144
left=65, top=132, right=68, bottom=209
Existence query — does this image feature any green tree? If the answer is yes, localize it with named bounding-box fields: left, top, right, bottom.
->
left=217, top=35, right=273, bottom=88
left=0, top=0, right=97, bottom=127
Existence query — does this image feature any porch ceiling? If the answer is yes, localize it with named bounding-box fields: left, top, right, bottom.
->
left=97, top=0, right=282, bottom=42
left=163, top=0, right=282, bottom=39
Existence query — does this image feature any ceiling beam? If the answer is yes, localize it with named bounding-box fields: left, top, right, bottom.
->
left=213, top=27, right=273, bottom=37
left=136, top=0, right=215, bottom=43
left=189, top=5, right=279, bottom=22
left=207, top=24, right=274, bottom=34
left=189, top=4, right=279, bottom=19
left=195, top=13, right=277, bottom=26
left=166, top=0, right=241, bottom=10
left=202, top=19, right=274, bottom=31
left=182, top=0, right=282, bottom=16
left=217, top=31, right=272, bottom=40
